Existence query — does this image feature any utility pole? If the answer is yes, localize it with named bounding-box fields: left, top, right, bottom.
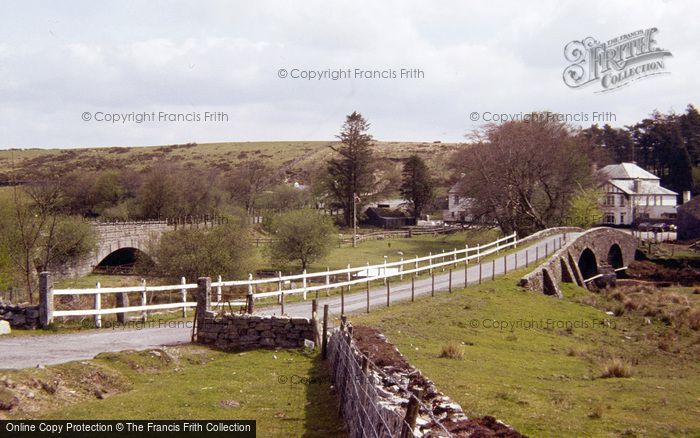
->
left=353, top=192, right=358, bottom=248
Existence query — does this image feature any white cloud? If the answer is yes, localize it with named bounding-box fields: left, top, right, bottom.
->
left=0, top=0, right=698, bottom=148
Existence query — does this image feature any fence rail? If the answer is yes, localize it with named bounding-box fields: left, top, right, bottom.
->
left=41, top=232, right=517, bottom=326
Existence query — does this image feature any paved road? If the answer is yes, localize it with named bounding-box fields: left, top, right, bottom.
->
left=0, top=233, right=574, bottom=369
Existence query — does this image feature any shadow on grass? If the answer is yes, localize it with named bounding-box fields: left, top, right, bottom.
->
left=302, top=353, right=347, bottom=438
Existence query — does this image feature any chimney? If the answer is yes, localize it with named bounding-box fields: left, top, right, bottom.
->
left=683, top=190, right=691, bottom=204
left=633, top=178, right=642, bottom=194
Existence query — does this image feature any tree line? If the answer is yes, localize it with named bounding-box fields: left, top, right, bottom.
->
left=581, top=105, right=700, bottom=195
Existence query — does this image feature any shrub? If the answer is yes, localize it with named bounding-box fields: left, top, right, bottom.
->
left=439, top=341, right=464, bottom=360
left=149, top=219, right=254, bottom=280
left=266, top=210, right=337, bottom=270
left=600, top=358, right=632, bottom=378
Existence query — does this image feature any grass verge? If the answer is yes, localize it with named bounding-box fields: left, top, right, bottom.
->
left=0, top=345, right=345, bottom=437
left=351, top=270, right=700, bottom=437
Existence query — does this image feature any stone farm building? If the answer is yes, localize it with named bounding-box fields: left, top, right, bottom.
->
left=598, top=162, right=678, bottom=226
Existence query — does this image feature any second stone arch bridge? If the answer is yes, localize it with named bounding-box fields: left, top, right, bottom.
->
left=519, top=227, right=638, bottom=298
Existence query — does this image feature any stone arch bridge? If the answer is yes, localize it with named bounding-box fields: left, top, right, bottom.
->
left=58, top=221, right=174, bottom=278
left=519, top=227, right=638, bottom=298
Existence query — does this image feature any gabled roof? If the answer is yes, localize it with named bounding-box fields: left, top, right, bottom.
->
left=608, top=179, right=678, bottom=196
left=448, top=181, right=465, bottom=194
left=598, top=162, right=659, bottom=180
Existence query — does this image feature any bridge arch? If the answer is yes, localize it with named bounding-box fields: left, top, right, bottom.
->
left=94, top=247, right=153, bottom=274
left=577, top=248, right=598, bottom=281
left=520, top=227, right=638, bottom=298
left=607, top=244, right=624, bottom=270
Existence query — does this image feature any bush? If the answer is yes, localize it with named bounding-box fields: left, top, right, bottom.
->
left=600, top=358, right=632, bottom=378
left=439, top=341, right=465, bottom=360
left=149, top=220, right=254, bottom=280
left=266, top=210, right=337, bottom=271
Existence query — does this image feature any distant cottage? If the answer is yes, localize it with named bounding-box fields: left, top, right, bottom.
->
left=598, top=162, right=678, bottom=226
left=442, top=182, right=473, bottom=223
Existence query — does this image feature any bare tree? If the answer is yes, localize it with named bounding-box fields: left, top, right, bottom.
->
left=452, top=116, right=593, bottom=235
left=226, top=161, right=273, bottom=215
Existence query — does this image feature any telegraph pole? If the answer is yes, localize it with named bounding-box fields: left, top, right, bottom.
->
left=353, top=192, right=358, bottom=248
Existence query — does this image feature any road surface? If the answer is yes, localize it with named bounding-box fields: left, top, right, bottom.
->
left=0, top=233, right=574, bottom=369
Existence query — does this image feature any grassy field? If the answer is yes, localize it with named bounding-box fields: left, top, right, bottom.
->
left=0, top=140, right=461, bottom=183
left=0, top=346, right=345, bottom=437
left=256, top=228, right=501, bottom=272
left=351, top=270, right=700, bottom=437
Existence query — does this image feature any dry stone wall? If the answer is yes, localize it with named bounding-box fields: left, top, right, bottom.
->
left=0, top=302, right=40, bottom=329
left=195, top=313, right=316, bottom=350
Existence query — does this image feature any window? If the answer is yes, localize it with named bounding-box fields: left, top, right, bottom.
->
left=603, top=213, right=615, bottom=224
left=620, top=212, right=626, bottom=224
left=604, top=195, right=615, bottom=206
left=453, top=195, right=460, bottom=205
left=619, top=196, right=626, bottom=207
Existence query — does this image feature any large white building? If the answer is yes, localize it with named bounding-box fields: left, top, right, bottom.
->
left=598, top=162, right=678, bottom=226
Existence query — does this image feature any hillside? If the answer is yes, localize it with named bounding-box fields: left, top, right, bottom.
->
left=0, top=141, right=463, bottom=185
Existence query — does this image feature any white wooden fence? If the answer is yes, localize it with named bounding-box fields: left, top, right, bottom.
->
left=43, top=232, right=517, bottom=327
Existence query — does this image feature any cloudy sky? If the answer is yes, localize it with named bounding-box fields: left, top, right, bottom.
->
left=0, top=0, right=698, bottom=149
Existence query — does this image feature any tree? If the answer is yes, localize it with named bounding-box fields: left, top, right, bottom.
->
left=452, top=115, right=593, bottom=236
left=0, top=183, right=96, bottom=303
left=326, top=112, right=375, bottom=227
left=266, top=210, right=337, bottom=270
left=149, top=220, right=255, bottom=280
left=400, top=155, right=434, bottom=220
left=136, top=165, right=182, bottom=219
left=566, top=187, right=603, bottom=228
left=226, top=161, right=273, bottom=215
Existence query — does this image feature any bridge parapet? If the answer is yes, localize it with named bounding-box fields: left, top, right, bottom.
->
left=519, top=227, right=637, bottom=297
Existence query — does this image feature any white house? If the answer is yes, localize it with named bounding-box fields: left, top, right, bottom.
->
left=443, top=182, right=473, bottom=222
left=598, top=162, right=678, bottom=225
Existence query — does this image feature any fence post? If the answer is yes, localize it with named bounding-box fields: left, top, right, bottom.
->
left=400, top=257, right=404, bottom=280
left=383, top=258, right=388, bottom=285
left=180, top=277, right=187, bottom=318
left=449, top=269, right=452, bottom=293
left=504, top=254, right=507, bottom=273
left=526, top=250, right=529, bottom=267
left=431, top=272, right=435, bottom=296
left=94, top=281, right=102, bottom=329
left=247, top=273, right=254, bottom=314
left=442, top=249, right=446, bottom=271
left=411, top=275, right=415, bottom=301
left=479, top=261, right=483, bottom=284
left=464, top=244, right=469, bottom=287
left=321, top=304, right=329, bottom=359
left=302, top=269, right=308, bottom=300
left=39, top=272, right=53, bottom=328
left=477, top=243, right=481, bottom=263
left=386, top=279, right=390, bottom=307
left=536, top=245, right=539, bottom=261
left=429, top=252, right=433, bottom=274
left=453, top=248, right=457, bottom=267
left=277, top=271, right=283, bottom=304
left=141, top=279, right=148, bottom=321
left=492, top=259, right=496, bottom=280
left=400, top=388, right=423, bottom=438
left=365, top=262, right=371, bottom=313
left=514, top=231, right=518, bottom=248
left=326, top=267, right=330, bottom=297
left=195, top=277, right=211, bottom=341
left=216, top=275, right=222, bottom=304
left=341, top=286, right=345, bottom=315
